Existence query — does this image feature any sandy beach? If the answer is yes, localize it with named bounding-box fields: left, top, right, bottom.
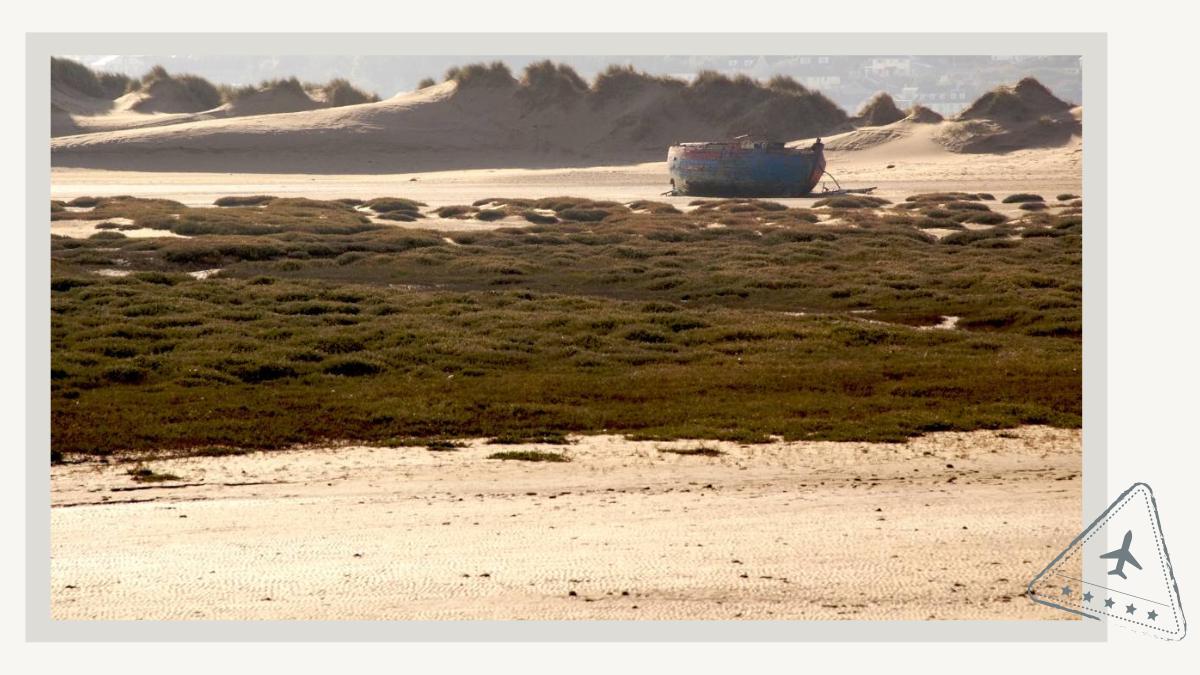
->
left=52, top=427, right=1079, bottom=620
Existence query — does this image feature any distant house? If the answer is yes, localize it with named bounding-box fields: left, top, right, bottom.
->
left=864, top=57, right=911, bottom=77
left=905, top=89, right=971, bottom=117
left=802, top=75, right=841, bottom=88
left=725, top=57, right=762, bottom=69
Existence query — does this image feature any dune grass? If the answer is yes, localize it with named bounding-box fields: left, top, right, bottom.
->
left=54, top=57, right=379, bottom=110
left=518, top=61, right=589, bottom=107
left=51, top=57, right=136, bottom=99
left=445, top=62, right=516, bottom=88
left=51, top=195, right=1081, bottom=457
left=219, top=77, right=308, bottom=102
left=138, top=66, right=223, bottom=110
left=438, top=60, right=848, bottom=139
left=322, top=78, right=380, bottom=107
left=854, top=92, right=906, bottom=126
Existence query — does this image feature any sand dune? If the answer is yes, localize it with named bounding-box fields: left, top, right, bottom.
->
left=936, top=78, right=1081, bottom=153
left=52, top=82, right=113, bottom=117
left=115, top=77, right=214, bottom=115
left=819, top=79, right=1079, bottom=156
left=51, top=64, right=381, bottom=138
left=851, top=92, right=907, bottom=127
left=907, top=105, right=944, bottom=124
left=52, top=81, right=543, bottom=170
left=54, top=94, right=332, bottom=139
left=52, top=74, right=1081, bottom=173
left=51, top=68, right=855, bottom=173
left=220, top=83, right=324, bottom=117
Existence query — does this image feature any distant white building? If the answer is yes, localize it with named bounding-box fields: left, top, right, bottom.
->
left=864, top=57, right=911, bottom=77
left=904, top=90, right=972, bottom=116
left=802, top=75, right=841, bottom=88
left=725, top=57, right=762, bottom=69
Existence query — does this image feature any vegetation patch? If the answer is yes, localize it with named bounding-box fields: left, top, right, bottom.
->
left=215, top=195, right=276, bottom=207
left=436, top=205, right=474, bottom=219
left=813, top=195, right=891, bottom=209
left=905, top=192, right=995, bottom=202
left=50, top=194, right=1080, bottom=457
left=486, top=451, right=570, bottom=462
left=52, top=57, right=136, bottom=99
left=1002, top=193, right=1045, bottom=204
left=366, top=197, right=425, bottom=213
left=854, top=92, right=906, bottom=126
left=659, top=445, right=724, bottom=457
left=126, top=466, right=182, bottom=483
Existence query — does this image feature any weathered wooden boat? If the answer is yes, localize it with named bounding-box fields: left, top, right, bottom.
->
left=667, top=137, right=826, bottom=197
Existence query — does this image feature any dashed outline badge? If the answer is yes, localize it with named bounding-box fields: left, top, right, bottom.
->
left=1029, top=483, right=1186, bottom=639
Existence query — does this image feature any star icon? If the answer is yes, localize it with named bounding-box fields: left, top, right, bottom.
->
left=1061, top=585, right=1073, bottom=596
left=1104, top=597, right=1115, bottom=608
left=1147, top=610, right=1158, bottom=621
left=1082, top=591, right=1094, bottom=602
left=1126, top=603, right=1137, bottom=615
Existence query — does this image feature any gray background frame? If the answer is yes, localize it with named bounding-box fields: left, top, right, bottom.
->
left=26, top=32, right=1106, bottom=642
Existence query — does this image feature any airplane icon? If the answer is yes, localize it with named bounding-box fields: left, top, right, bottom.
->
left=1100, top=530, right=1142, bottom=580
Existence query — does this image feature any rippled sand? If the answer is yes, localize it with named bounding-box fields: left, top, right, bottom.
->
left=50, top=427, right=1080, bottom=620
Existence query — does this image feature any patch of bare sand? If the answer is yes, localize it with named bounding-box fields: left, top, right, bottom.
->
left=50, top=218, right=187, bottom=239
left=57, top=110, right=223, bottom=137
left=51, top=426, right=1080, bottom=620
left=49, top=132, right=1081, bottom=214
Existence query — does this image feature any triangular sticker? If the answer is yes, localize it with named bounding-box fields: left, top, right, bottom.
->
left=1029, top=483, right=1186, bottom=639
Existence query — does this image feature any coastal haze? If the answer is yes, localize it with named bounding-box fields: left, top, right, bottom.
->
left=49, top=54, right=1083, bottom=620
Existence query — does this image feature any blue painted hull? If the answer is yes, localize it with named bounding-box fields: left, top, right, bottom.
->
left=668, top=140, right=826, bottom=197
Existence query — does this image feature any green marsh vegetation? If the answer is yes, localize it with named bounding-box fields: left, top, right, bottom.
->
left=51, top=194, right=1081, bottom=457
